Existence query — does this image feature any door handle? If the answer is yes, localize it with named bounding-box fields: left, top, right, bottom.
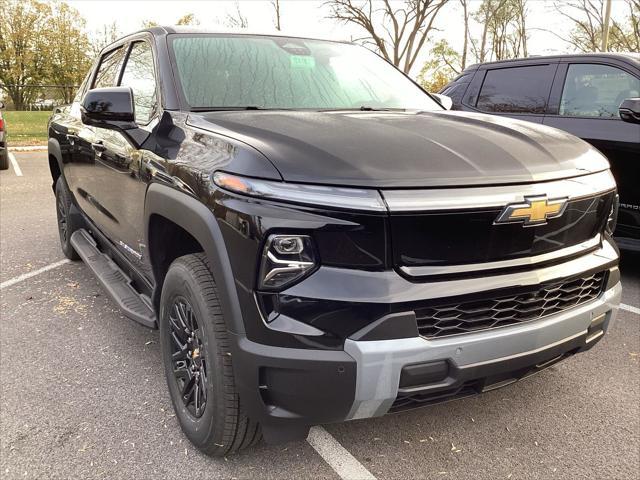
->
left=91, top=141, right=106, bottom=153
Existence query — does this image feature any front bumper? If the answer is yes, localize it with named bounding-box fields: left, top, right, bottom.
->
left=345, top=280, right=620, bottom=419
left=231, top=241, right=621, bottom=444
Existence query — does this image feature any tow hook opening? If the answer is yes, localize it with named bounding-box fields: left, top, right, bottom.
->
left=586, top=313, right=607, bottom=344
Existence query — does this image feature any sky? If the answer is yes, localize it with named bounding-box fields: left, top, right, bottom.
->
left=66, top=0, right=633, bottom=78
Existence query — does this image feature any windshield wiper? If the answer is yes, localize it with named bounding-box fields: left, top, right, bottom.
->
left=190, top=106, right=266, bottom=112
left=318, top=106, right=408, bottom=112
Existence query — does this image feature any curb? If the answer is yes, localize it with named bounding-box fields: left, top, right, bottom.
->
left=10, top=146, right=47, bottom=151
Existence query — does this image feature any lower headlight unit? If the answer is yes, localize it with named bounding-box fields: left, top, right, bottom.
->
left=259, top=235, right=317, bottom=291
left=606, top=193, right=619, bottom=235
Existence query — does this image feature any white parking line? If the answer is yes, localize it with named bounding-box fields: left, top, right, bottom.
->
left=8, top=152, right=22, bottom=176
left=620, top=303, right=640, bottom=315
left=307, top=426, right=376, bottom=480
left=0, top=259, right=70, bottom=289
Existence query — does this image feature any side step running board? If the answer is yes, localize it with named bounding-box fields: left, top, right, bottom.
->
left=70, top=229, right=157, bottom=328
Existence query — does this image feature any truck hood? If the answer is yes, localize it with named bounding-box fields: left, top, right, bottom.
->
left=187, top=110, right=609, bottom=188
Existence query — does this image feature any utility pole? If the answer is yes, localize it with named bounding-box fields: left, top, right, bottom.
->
left=601, top=0, right=612, bottom=51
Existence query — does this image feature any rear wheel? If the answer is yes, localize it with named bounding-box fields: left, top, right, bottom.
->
left=55, top=177, right=80, bottom=260
left=160, top=253, right=261, bottom=456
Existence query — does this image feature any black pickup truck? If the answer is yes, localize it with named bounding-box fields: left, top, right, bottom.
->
left=48, top=27, right=622, bottom=456
left=439, top=53, right=640, bottom=251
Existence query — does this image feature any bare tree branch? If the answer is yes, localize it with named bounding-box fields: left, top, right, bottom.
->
left=326, top=0, right=448, bottom=73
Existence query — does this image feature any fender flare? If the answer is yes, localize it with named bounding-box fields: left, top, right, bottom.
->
left=144, top=183, right=245, bottom=334
left=47, top=138, right=63, bottom=187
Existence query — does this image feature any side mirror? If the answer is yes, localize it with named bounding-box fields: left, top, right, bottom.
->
left=432, top=93, right=453, bottom=110
left=81, top=87, right=136, bottom=130
left=619, top=97, right=640, bottom=124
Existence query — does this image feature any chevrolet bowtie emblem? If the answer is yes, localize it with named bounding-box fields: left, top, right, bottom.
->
left=495, top=195, right=568, bottom=226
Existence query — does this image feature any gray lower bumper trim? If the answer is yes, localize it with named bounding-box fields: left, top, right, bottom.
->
left=344, top=282, right=621, bottom=420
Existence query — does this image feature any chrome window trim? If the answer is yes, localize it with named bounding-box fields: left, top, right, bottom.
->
left=381, top=170, right=616, bottom=212
left=400, top=234, right=601, bottom=277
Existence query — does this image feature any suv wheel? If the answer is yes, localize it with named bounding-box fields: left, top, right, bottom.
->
left=55, top=177, right=80, bottom=260
left=160, top=253, right=261, bottom=456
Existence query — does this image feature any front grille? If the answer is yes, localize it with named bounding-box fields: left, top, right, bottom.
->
left=390, top=192, right=615, bottom=270
left=415, top=272, right=606, bottom=338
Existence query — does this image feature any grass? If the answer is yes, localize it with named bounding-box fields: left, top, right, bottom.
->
left=2, top=111, right=51, bottom=146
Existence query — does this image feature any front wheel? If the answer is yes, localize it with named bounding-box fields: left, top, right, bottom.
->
left=55, top=177, right=80, bottom=260
left=160, top=253, right=261, bottom=456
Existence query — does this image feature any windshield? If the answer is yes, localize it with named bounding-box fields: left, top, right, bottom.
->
left=169, top=34, right=441, bottom=111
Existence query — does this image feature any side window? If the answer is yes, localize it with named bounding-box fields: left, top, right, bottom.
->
left=120, top=42, right=158, bottom=125
left=559, top=64, right=640, bottom=118
left=476, top=64, right=556, bottom=114
left=73, top=71, right=91, bottom=103
left=93, top=47, right=126, bottom=89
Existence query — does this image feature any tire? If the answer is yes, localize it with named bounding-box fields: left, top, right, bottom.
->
left=160, top=253, right=261, bottom=456
left=55, top=177, right=80, bottom=260
left=0, top=149, right=8, bottom=170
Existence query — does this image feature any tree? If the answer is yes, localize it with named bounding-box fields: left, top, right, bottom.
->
left=460, top=0, right=470, bottom=70
left=0, top=0, right=51, bottom=109
left=610, top=0, right=639, bottom=51
left=225, top=2, right=249, bottom=29
left=272, top=0, right=282, bottom=31
left=177, top=13, right=200, bottom=26
left=417, top=39, right=461, bottom=91
left=470, top=0, right=528, bottom=63
left=326, top=0, right=449, bottom=74
left=91, top=22, right=121, bottom=57
left=550, top=0, right=639, bottom=53
left=142, top=13, right=199, bottom=30
left=45, top=1, right=92, bottom=103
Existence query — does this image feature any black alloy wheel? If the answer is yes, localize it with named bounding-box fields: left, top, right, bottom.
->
left=169, top=297, right=208, bottom=418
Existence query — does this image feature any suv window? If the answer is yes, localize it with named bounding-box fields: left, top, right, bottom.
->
left=93, top=47, right=126, bottom=89
left=559, top=63, right=640, bottom=118
left=120, top=42, right=158, bottom=124
left=476, top=64, right=555, bottom=114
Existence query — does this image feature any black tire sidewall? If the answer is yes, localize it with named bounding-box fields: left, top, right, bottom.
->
left=160, top=260, right=227, bottom=449
left=55, top=177, right=80, bottom=260
left=0, top=150, right=8, bottom=170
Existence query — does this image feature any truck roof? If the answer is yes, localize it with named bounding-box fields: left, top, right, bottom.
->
left=109, top=25, right=348, bottom=48
left=465, top=52, right=640, bottom=70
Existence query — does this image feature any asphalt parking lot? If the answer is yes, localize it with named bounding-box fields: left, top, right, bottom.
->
left=1, top=151, right=639, bottom=480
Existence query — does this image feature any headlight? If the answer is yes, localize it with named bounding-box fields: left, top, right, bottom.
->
left=258, top=234, right=317, bottom=291
left=606, top=194, right=619, bottom=235
left=213, top=171, right=386, bottom=211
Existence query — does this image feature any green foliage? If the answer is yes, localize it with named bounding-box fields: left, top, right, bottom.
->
left=46, top=2, right=93, bottom=103
left=417, top=40, right=461, bottom=92
left=0, top=0, right=52, bottom=109
left=0, top=0, right=92, bottom=109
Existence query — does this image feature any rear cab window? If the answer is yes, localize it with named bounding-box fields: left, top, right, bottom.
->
left=476, top=64, right=556, bottom=114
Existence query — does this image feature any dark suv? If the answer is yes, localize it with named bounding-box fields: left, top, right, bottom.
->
left=440, top=53, right=640, bottom=251
left=48, top=28, right=622, bottom=456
